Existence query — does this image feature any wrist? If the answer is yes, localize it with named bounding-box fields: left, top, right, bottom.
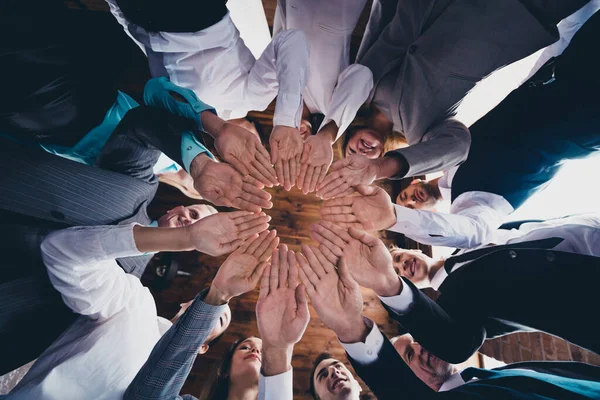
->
left=189, top=153, right=212, bottom=180
left=200, top=110, right=226, bottom=138
left=316, top=122, right=338, bottom=143
left=337, top=318, right=370, bottom=343
left=375, top=274, right=403, bottom=298
left=374, top=156, right=404, bottom=180
left=205, top=284, right=232, bottom=306
left=261, top=345, right=293, bottom=376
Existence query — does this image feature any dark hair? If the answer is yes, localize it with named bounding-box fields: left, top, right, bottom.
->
left=205, top=328, right=226, bottom=349
left=200, top=337, right=247, bottom=400
left=309, top=352, right=335, bottom=400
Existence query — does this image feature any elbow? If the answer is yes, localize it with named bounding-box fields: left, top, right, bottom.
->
left=344, top=64, right=374, bottom=88
left=444, top=328, right=486, bottom=364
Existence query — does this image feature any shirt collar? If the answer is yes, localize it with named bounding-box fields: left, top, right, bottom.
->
left=430, top=267, right=448, bottom=291
left=439, top=372, right=466, bottom=392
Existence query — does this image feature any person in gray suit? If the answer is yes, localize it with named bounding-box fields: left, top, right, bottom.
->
left=316, top=0, right=591, bottom=200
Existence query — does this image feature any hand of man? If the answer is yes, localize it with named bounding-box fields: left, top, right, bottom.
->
left=296, top=245, right=366, bottom=343
left=310, top=221, right=401, bottom=297
left=186, top=211, right=271, bottom=256
left=316, top=155, right=379, bottom=199
left=192, top=156, right=273, bottom=212
left=269, top=125, right=304, bottom=191
left=214, top=123, right=279, bottom=188
left=297, top=132, right=334, bottom=194
left=320, top=184, right=396, bottom=231
left=210, top=230, right=280, bottom=303
left=256, top=245, right=310, bottom=375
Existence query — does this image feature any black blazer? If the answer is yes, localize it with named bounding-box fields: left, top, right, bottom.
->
left=384, top=248, right=600, bottom=364
left=349, top=335, right=600, bottom=400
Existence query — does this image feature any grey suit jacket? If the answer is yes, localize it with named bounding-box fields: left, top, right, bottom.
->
left=357, top=0, right=585, bottom=177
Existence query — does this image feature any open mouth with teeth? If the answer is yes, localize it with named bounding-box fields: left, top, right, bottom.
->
left=331, top=377, right=348, bottom=391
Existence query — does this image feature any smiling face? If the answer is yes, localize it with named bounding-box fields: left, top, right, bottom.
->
left=157, top=204, right=217, bottom=228
left=390, top=248, right=434, bottom=288
left=345, top=129, right=383, bottom=159
left=229, top=337, right=263, bottom=384
left=395, top=180, right=439, bottom=210
left=312, top=358, right=361, bottom=400
left=392, top=334, right=455, bottom=392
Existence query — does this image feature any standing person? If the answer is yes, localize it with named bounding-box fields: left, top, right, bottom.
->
left=124, top=245, right=309, bottom=400
left=105, top=0, right=310, bottom=191
left=1, top=219, right=276, bottom=400
left=315, top=0, right=592, bottom=200
left=274, top=0, right=374, bottom=194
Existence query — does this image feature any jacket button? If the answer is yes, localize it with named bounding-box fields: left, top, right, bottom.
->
left=508, top=250, right=517, bottom=259
left=408, top=45, right=417, bottom=54
left=546, top=252, right=556, bottom=262
left=51, top=211, right=65, bottom=220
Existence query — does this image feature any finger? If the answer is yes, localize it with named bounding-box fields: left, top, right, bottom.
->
left=275, top=160, right=284, bottom=187
left=290, top=154, right=299, bottom=189
left=251, top=159, right=277, bottom=188
left=295, top=284, right=310, bottom=319
left=316, top=170, right=341, bottom=194
left=355, top=184, right=377, bottom=196
left=319, top=221, right=353, bottom=243
left=270, top=249, right=280, bottom=292
left=301, top=245, right=327, bottom=278
left=250, top=261, right=270, bottom=288
left=320, top=182, right=351, bottom=200
left=297, top=266, right=316, bottom=298
left=236, top=213, right=270, bottom=230
left=321, top=197, right=354, bottom=209
left=239, top=192, right=273, bottom=210
left=318, top=244, right=339, bottom=265
left=297, top=159, right=309, bottom=191
left=237, top=233, right=260, bottom=253
left=303, top=165, right=315, bottom=195
left=258, top=263, right=271, bottom=300
left=320, top=205, right=354, bottom=216
left=218, top=239, right=244, bottom=254
left=317, top=177, right=346, bottom=200
left=270, top=140, right=279, bottom=164
left=283, top=159, right=291, bottom=191
left=257, top=142, right=273, bottom=166
left=337, top=187, right=357, bottom=198
left=278, top=244, right=289, bottom=288
left=246, top=230, right=270, bottom=254
left=228, top=158, right=250, bottom=177
left=337, top=257, right=359, bottom=291
left=247, top=163, right=273, bottom=188
left=288, top=249, right=298, bottom=288
left=313, top=246, right=335, bottom=273
left=308, top=166, right=321, bottom=194
left=255, top=230, right=279, bottom=261
left=233, top=211, right=266, bottom=224
left=296, top=252, right=319, bottom=293
left=244, top=174, right=266, bottom=189
left=316, top=163, right=329, bottom=189
left=348, top=227, right=381, bottom=248
left=310, top=224, right=346, bottom=255
left=300, top=142, right=310, bottom=164
left=320, top=213, right=357, bottom=223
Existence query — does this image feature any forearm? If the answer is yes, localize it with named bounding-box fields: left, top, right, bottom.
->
left=374, top=155, right=406, bottom=180
left=132, top=225, right=194, bottom=253
left=261, top=346, right=293, bottom=376
left=200, top=110, right=226, bottom=139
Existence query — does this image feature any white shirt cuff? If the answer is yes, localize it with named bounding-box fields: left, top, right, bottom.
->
left=389, top=204, right=422, bottom=233
left=378, top=277, right=415, bottom=314
left=341, top=318, right=384, bottom=365
left=258, top=369, right=293, bottom=400
left=273, top=92, right=303, bottom=128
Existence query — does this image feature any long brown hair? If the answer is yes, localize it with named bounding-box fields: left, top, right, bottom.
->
left=199, top=338, right=247, bottom=400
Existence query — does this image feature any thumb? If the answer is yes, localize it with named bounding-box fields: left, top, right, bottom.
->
left=328, top=157, right=349, bottom=173
left=295, top=284, right=310, bottom=318
left=251, top=261, right=270, bottom=285
left=337, top=257, right=355, bottom=286
left=355, top=184, right=376, bottom=196
left=220, top=239, right=243, bottom=255
left=348, top=227, right=379, bottom=247
left=300, top=142, right=310, bottom=164
left=229, top=158, right=249, bottom=177
left=270, top=139, right=279, bottom=164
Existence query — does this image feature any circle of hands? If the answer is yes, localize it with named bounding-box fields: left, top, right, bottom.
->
left=187, top=121, right=404, bottom=354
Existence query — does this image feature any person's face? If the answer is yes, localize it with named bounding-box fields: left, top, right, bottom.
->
left=345, top=129, right=383, bottom=159
left=390, top=249, right=433, bottom=288
left=313, top=358, right=361, bottom=400
left=171, top=302, right=231, bottom=354
left=229, top=337, right=263, bottom=383
left=393, top=334, right=454, bottom=391
left=157, top=204, right=217, bottom=228
left=395, top=181, right=438, bottom=210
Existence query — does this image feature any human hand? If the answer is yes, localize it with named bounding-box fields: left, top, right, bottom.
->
left=210, top=230, right=279, bottom=303
left=320, top=184, right=396, bottom=231
left=192, top=157, right=273, bottom=212
left=310, top=222, right=401, bottom=297
left=296, top=246, right=365, bottom=343
left=214, top=123, right=278, bottom=187
left=316, top=155, right=379, bottom=199
left=269, top=125, right=304, bottom=191
left=186, top=211, right=271, bottom=256
left=297, top=132, right=334, bottom=194
left=256, top=245, right=309, bottom=368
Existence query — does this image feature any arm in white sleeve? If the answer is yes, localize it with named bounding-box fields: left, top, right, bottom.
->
left=377, top=277, right=415, bottom=314
left=386, top=118, right=471, bottom=178
left=340, top=318, right=385, bottom=365
left=41, top=224, right=145, bottom=320
left=104, top=0, right=147, bottom=55
left=247, top=29, right=310, bottom=128
left=319, top=64, right=373, bottom=141
left=390, top=193, right=512, bottom=249
left=258, top=369, right=293, bottom=400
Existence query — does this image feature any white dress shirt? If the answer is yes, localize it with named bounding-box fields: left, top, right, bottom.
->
left=105, top=1, right=309, bottom=127
left=6, top=224, right=168, bottom=400
left=390, top=167, right=514, bottom=249
left=273, top=0, right=373, bottom=138
left=259, top=370, right=293, bottom=400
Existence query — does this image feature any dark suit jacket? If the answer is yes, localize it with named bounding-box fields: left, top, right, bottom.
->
left=384, top=248, right=600, bottom=364
left=350, top=335, right=600, bottom=399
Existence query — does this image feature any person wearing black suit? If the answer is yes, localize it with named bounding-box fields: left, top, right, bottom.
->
left=296, top=241, right=600, bottom=399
